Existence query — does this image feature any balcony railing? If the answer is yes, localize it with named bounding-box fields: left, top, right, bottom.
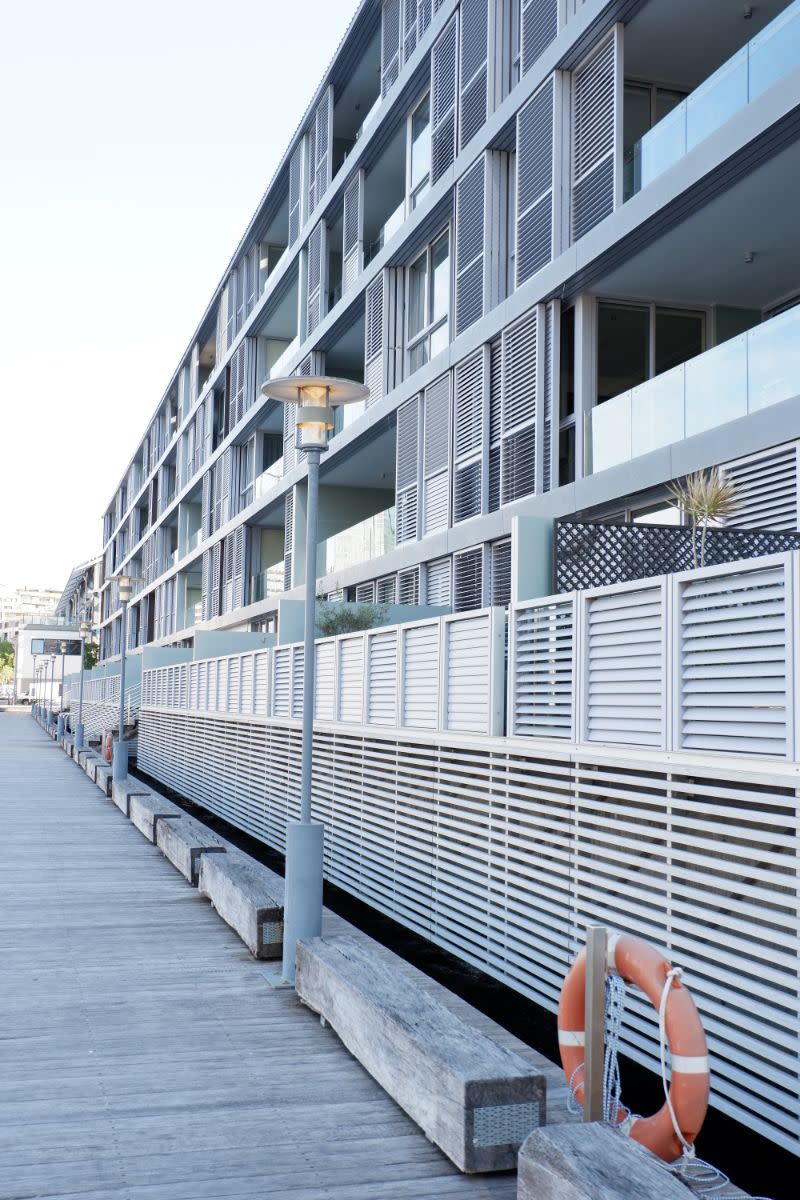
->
left=591, top=304, right=800, bottom=472
left=250, top=563, right=285, bottom=604
left=318, top=508, right=396, bottom=577
left=254, top=460, right=284, bottom=501
left=631, top=1, right=800, bottom=195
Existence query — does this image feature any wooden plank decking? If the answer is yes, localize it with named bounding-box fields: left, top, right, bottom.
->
left=0, top=712, right=516, bottom=1199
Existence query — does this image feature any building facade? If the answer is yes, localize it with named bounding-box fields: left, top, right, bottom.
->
left=94, top=0, right=800, bottom=1154
left=0, top=585, right=61, bottom=644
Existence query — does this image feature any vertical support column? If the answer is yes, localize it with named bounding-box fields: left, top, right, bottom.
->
left=583, top=924, right=607, bottom=1123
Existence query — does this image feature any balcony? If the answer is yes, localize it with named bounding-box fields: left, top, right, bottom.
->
left=318, top=508, right=396, bottom=577
left=254, top=460, right=284, bottom=501
left=630, top=1, right=800, bottom=195
left=591, top=305, right=800, bottom=472
left=250, top=563, right=285, bottom=603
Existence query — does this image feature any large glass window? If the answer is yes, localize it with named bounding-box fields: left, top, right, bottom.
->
left=406, top=230, right=450, bottom=371
left=408, top=94, right=430, bottom=210
left=597, top=300, right=706, bottom=404
left=623, top=82, right=686, bottom=199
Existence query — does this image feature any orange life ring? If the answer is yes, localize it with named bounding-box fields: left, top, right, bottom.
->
left=104, top=732, right=113, bottom=763
left=557, top=933, right=709, bottom=1162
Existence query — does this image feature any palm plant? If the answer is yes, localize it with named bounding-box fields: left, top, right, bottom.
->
left=668, top=467, right=741, bottom=568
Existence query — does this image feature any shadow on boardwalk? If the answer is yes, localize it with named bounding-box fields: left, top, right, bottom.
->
left=0, top=712, right=515, bottom=1200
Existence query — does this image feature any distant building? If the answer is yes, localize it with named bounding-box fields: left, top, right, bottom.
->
left=0, top=585, right=61, bottom=644
left=55, top=556, right=102, bottom=633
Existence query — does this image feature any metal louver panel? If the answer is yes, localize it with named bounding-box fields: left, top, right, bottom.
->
left=315, top=643, right=335, bottom=719
left=571, top=29, right=620, bottom=241
left=521, top=0, right=558, bottom=75
left=381, top=0, right=403, bottom=96
left=396, top=396, right=420, bottom=543
left=401, top=622, right=439, bottom=726
left=459, top=0, right=489, bottom=151
left=284, top=492, right=294, bottom=590
left=426, top=557, right=452, bottom=607
left=542, top=300, right=557, bottom=493
left=398, top=566, right=420, bottom=605
left=453, top=547, right=483, bottom=611
left=453, top=348, right=486, bottom=523
left=431, top=17, right=458, bottom=183
left=722, top=443, right=800, bottom=530
left=289, top=144, right=302, bottom=244
left=377, top=575, right=397, bottom=604
left=423, top=373, right=451, bottom=534
left=355, top=581, right=376, bottom=603
left=501, top=310, right=537, bottom=504
left=338, top=637, right=364, bottom=723
left=516, top=75, right=555, bottom=286
left=342, top=171, right=364, bottom=294
left=364, top=273, right=385, bottom=405
left=231, top=524, right=246, bottom=610
left=584, top=582, right=665, bottom=747
left=490, top=538, right=511, bottom=606
left=455, top=155, right=486, bottom=335
left=201, top=471, right=212, bottom=538
left=403, top=0, right=418, bottom=60
left=314, top=85, right=333, bottom=209
left=306, top=220, right=327, bottom=336
left=272, top=647, right=291, bottom=716
left=511, top=596, right=575, bottom=738
left=367, top=629, right=398, bottom=725
left=677, top=560, right=792, bottom=757
left=445, top=612, right=492, bottom=732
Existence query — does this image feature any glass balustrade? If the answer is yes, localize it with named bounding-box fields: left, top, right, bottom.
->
left=591, top=305, right=800, bottom=472
left=631, top=1, right=800, bottom=194
left=254, top=459, right=284, bottom=501
left=318, top=508, right=396, bottom=577
left=250, top=562, right=285, bottom=603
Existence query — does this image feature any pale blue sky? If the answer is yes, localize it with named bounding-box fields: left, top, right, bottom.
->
left=0, top=0, right=357, bottom=591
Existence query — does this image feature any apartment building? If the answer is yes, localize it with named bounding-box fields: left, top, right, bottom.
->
left=0, top=585, right=61, bottom=643
left=90, top=0, right=800, bottom=1155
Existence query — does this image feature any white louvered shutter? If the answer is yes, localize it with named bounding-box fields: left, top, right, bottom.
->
left=401, top=621, right=440, bottom=727
left=315, top=641, right=336, bottom=720
left=313, top=85, right=333, bottom=210
left=396, top=396, right=420, bottom=543
left=338, top=637, right=364, bottom=723
left=289, top=143, right=302, bottom=245
left=201, top=550, right=211, bottom=621
left=455, top=155, right=486, bottom=335
left=355, top=581, right=376, bottom=603
left=283, top=492, right=294, bottom=590
left=283, top=394, right=296, bottom=473
left=398, top=566, right=420, bottom=604
left=426, top=557, right=452, bottom=607
left=431, top=16, right=458, bottom=184
left=272, top=647, right=291, bottom=716
left=342, top=171, right=364, bottom=294
left=516, top=75, right=555, bottom=285
left=422, top=373, right=451, bottom=534
left=511, top=596, right=575, bottom=738
left=542, top=299, right=558, bottom=492
left=488, top=336, right=502, bottom=511
left=231, top=525, right=246, bottom=610
left=201, top=471, right=212, bottom=538
left=722, top=443, right=800, bottom=530
left=521, top=0, right=558, bottom=75
left=490, top=538, right=511, bottom=605
left=218, top=448, right=232, bottom=529
left=583, top=581, right=665, bottom=748
left=306, top=221, right=328, bottom=336
left=364, top=273, right=385, bottom=405
left=459, top=0, right=489, bottom=151
left=453, top=347, right=487, bottom=523
left=204, top=392, right=214, bottom=459
left=377, top=576, right=397, bottom=604
left=501, top=308, right=537, bottom=504
left=367, top=630, right=398, bottom=725
left=382, top=0, right=403, bottom=95
left=404, top=0, right=432, bottom=60
left=216, top=282, right=230, bottom=363
left=453, top=546, right=483, bottom=611
left=677, top=560, right=792, bottom=758
left=444, top=612, right=491, bottom=732
left=571, top=28, right=621, bottom=241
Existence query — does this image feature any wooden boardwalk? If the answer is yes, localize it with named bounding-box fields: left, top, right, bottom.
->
left=0, top=711, right=516, bottom=1200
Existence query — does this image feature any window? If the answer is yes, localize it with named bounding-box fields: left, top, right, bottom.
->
left=623, top=82, right=686, bottom=199
left=408, top=93, right=430, bottom=210
left=406, top=230, right=450, bottom=372
left=596, top=301, right=705, bottom=406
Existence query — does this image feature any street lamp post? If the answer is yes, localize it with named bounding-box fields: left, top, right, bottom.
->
left=48, top=655, right=56, bottom=724
left=75, top=619, right=91, bottom=751
left=260, top=375, right=368, bottom=985
left=56, top=640, right=68, bottom=739
left=31, top=653, right=37, bottom=717
left=113, top=575, right=135, bottom=781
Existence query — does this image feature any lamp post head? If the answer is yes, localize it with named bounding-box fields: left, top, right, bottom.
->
left=116, top=575, right=138, bottom=605
left=80, top=620, right=91, bottom=638
left=260, top=375, right=369, bottom=453
left=60, top=640, right=68, bottom=654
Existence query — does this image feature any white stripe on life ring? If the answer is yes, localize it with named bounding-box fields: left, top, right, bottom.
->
left=670, top=1054, right=709, bottom=1075
left=607, top=932, right=621, bottom=972
left=558, top=1030, right=585, bottom=1047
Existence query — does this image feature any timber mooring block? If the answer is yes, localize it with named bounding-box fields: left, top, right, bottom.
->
left=128, top=792, right=184, bottom=844
left=198, top=853, right=284, bottom=959
left=517, top=1124, right=690, bottom=1200
left=295, top=934, right=546, bottom=1173
left=156, top=814, right=226, bottom=884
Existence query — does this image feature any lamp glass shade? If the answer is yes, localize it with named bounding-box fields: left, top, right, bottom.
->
left=117, top=575, right=134, bottom=604
left=60, top=641, right=68, bottom=654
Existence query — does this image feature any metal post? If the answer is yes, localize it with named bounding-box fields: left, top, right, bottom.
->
left=113, top=600, right=128, bottom=781
left=60, top=649, right=66, bottom=712
left=279, top=448, right=323, bottom=985
left=76, top=634, right=86, bottom=750
left=48, top=658, right=55, bottom=724
left=583, top=925, right=607, bottom=1123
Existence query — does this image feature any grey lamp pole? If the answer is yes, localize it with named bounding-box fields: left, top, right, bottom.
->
left=31, top=654, right=36, bottom=717
left=260, top=375, right=368, bottom=985
left=113, top=575, right=134, bottom=781
left=57, top=639, right=68, bottom=738
left=75, top=619, right=90, bottom=751
left=48, top=656, right=55, bottom=723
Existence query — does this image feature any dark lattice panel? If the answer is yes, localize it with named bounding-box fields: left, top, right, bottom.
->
left=555, top=521, right=800, bottom=592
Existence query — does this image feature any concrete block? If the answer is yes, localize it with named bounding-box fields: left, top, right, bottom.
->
left=156, top=815, right=226, bottom=884
left=198, top=853, right=284, bottom=959
left=295, top=935, right=546, bottom=1173
left=80, top=752, right=100, bottom=781
left=94, top=763, right=113, bottom=797
left=111, top=780, right=152, bottom=817
left=129, top=791, right=184, bottom=843
left=517, top=1124, right=691, bottom=1200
